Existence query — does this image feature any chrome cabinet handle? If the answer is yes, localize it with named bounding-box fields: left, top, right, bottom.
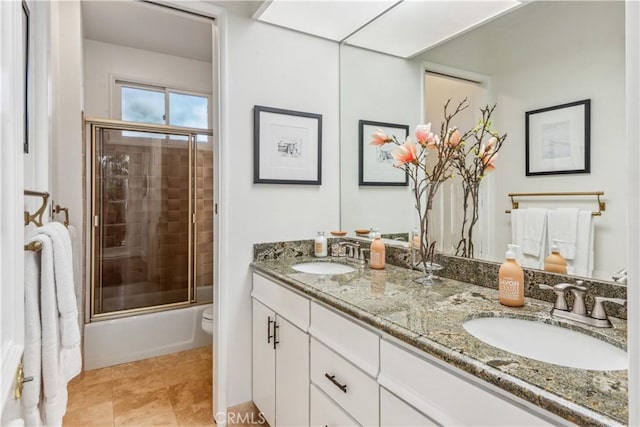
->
left=324, top=373, right=347, bottom=393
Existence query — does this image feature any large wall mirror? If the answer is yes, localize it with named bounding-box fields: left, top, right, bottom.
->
left=340, top=1, right=625, bottom=283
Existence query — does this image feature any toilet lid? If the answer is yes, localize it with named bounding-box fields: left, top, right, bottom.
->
left=203, top=307, right=214, bottom=320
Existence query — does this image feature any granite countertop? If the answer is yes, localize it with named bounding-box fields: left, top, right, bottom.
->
left=251, top=257, right=628, bottom=427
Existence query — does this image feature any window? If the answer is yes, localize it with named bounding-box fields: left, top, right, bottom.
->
left=114, top=80, right=211, bottom=141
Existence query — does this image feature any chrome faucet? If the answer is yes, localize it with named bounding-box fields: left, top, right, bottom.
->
left=538, top=281, right=626, bottom=328
left=338, top=241, right=367, bottom=266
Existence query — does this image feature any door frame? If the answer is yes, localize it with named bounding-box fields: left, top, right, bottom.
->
left=0, top=0, right=27, bottom=420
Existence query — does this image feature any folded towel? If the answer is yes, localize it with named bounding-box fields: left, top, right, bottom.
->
left=23, top=241, right=43, bottom=427
left=523, top=208, right=548, bottom=257
left=553, top=208, right=579, bottom=260
left=510, top=209, right=526, bottom=249
left=37, top=222, right=82, bottom=382
left=36, top=234, right=68, bottom=427
left=572, top=210, right=595, bottom=277
left=510, top=209, right=543, bottom=269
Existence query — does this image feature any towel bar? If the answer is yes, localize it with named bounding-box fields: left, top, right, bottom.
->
left=24, top=241, right=42, bottom=252
left=505, top=191, right=605, bottom=217
left=24, top=190, right=49, bottom=227
left=53, top=204, right=70, bottom=227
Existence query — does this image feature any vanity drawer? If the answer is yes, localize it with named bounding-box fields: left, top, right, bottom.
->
left=252, top=273, right=309, bottom=331
left=309, top=302, right=379, bottom=376
left=310, top=338, right=379, bottom=427
left=310, top=384, right=358, bottom=427
left=379, top=339, right=553, bottom=426
left=380, top=387, right=436, bottom=427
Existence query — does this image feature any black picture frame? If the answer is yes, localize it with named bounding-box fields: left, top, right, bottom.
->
left=253, top=105, right=322, bottom=185
left=525, top=99, right=591, bottom=176
left=359, top=120, right=409, bottom=186
left=22, top=0, right=30, bottom=154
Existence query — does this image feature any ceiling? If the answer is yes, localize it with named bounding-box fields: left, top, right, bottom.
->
left=81, top=1, right=213, bottom=63
left=255, top=0, right=523, bottom=59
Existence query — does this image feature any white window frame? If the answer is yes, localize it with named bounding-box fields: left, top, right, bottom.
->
left=110, top=76, right=212, bottom=133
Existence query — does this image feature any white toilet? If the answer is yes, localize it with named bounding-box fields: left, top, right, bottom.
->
left=201, top=306, right=214, bottom=336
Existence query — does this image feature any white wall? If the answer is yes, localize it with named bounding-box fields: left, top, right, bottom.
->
left=223, top=10, right=340, bottom=405
left=422, top=1, right=625, bottom=279
left=83, top=39, right=213, bottom=118
left=51, top=0, right=83, bottom=233
left=340, top=45, right=421, bottom=235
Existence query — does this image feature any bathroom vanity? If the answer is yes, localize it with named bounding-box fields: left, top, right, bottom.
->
left=250, top=246, right=627, bottom=426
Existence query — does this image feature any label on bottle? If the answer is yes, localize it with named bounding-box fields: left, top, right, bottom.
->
left=371, top=251, right=380, bottom=265
left=499, top=277, right=520, bottom=300
left=315, top=242, right=322, bottom=253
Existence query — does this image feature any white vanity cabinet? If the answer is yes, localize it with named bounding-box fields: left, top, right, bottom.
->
left=378, top=339, right=556, bottom=427
left=309, top=302, right=380, bottom=427
left=251, top=273, right=310, bottom=427
left=252, top=270, right=571, bottom=427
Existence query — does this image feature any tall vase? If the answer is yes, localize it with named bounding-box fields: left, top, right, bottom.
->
left=455, top=180, right=481, bottom=258
left=412, top=181, right=444, bottom=284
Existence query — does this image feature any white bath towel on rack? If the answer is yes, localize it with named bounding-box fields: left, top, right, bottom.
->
left=522, top=208, right=548, bottom=258
left=37, top=222, right=82, bottom=383
left=549, top=208, right=579, bottom=260
left=572, top=210, right=595, bottom=277
left=23, top=239, right=44, bottom=427
left=35, top=234, right=68, bottom=427
left=547, top=209, right=594, bottom=276
left=510, top=209, right=544, bottom=269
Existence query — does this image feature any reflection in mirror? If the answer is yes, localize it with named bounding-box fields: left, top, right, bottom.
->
left=340, top=1, right=625, bottom=282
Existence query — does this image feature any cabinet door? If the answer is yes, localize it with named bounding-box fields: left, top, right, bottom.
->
left=252, top=299, right=276, bottom=426
left=310, top=384, right=358, bottom=427
left=275, top=315, right=309, bottom=427
left=380, top=387, right=436, bottom=427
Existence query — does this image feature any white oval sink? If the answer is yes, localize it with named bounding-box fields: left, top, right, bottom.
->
left=463, top=317, right=627, bottom=371
left=291, top=262, right=355, bottom=275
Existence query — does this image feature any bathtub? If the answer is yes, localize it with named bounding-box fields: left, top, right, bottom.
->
left=83, top=303, right=212, bottom=370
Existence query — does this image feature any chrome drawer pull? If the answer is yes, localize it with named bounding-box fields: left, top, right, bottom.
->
left=324, top=373, right=347, bottom=393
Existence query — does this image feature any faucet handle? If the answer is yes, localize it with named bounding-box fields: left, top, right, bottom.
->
left=537, top=283, right=569, bottom=311
left=591, top=297, right=626, bottom=320
left=569, top=287, right=587, bottom=316
left=551, top=281, right=587, bottom=292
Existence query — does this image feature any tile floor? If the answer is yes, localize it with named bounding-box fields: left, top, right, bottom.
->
left=63, top=346, right=214, bottom=427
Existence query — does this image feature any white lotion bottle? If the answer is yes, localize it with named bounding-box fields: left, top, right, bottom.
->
left=315, top=232, right=327, bottom=257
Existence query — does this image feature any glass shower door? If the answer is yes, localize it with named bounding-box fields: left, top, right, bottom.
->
left=93, top=127, right=194, bottom=316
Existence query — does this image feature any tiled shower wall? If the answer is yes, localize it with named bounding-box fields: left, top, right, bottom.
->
left=196, top=149, right=214, bottom=290
left=99, top=140, right=213, bottom=312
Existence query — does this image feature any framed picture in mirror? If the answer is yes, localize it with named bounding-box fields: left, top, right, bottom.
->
left=359, top=120, right=409, bottom=186
left=253, top=105, right=322, bottom=185
left=525, top=99, right=590, bottom=176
